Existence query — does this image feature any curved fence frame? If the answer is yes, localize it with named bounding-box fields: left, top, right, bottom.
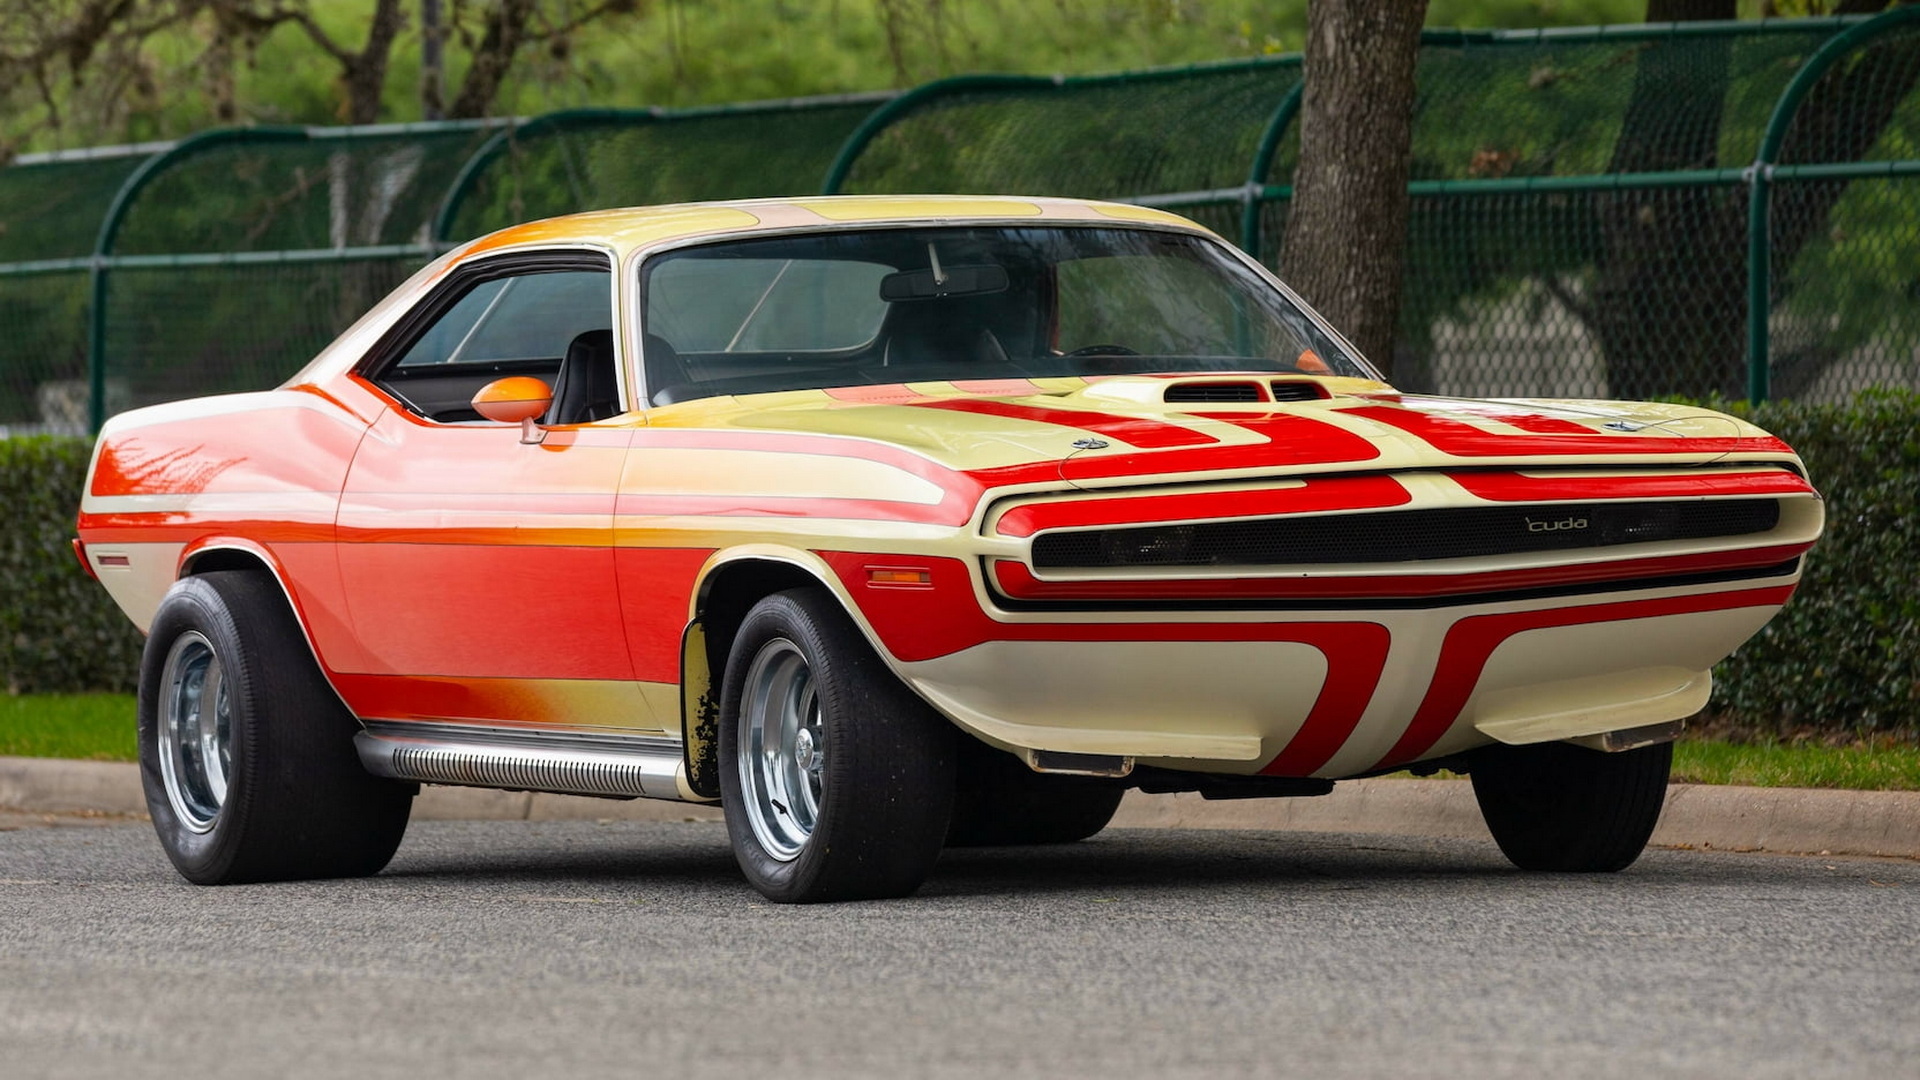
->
left=1, top=12, right=1915, bottom=431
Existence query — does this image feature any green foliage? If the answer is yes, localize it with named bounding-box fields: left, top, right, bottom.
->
left=7, top=1, right=1656, bottom=153
left=0, top=693, right=136, bottom=761
left=1707, top=390, right=1920, bottom=734
left=0, top=437, right=142, bottom=695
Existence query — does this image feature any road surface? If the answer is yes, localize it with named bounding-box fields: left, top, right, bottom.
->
left=2, top=817, right=1915, bottom=1078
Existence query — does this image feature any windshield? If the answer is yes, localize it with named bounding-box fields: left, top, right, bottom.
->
left=639, top=225, right=1374, bottom=405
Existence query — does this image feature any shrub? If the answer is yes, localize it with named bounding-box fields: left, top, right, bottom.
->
left=1705, top=390, right=1920, bottom=737
left=0, top=436, right=143, bottom=694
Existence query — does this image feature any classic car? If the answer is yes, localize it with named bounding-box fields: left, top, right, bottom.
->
left=75, top=195, right=1823, bottom=902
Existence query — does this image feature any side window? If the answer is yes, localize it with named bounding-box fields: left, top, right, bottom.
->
left=395, top=270, right=611, bottom=367
left=370, top=261, right=614, bottom=422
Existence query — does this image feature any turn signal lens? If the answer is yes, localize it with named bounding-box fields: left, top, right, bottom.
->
left=867, top=567, right=933, bottom=588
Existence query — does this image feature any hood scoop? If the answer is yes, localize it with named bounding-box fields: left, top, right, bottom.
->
left=1160, top=379, right=1332, bottom=405
left=1163, top=381, right=1264, bottom=403
left=1073, top=375, right=1337, bottom=408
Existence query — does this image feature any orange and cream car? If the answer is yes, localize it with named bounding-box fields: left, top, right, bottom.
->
left=77, top=196, right=1821, bottom=901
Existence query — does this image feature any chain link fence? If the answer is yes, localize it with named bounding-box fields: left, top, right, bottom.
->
left=2, top=12, right=1917, bottom=432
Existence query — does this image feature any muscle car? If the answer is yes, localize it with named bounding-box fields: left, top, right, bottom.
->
left=75, top=196, right=1823, bottom=901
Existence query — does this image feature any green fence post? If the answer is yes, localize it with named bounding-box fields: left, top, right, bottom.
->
left=1747, top=5, right=1920, bottom=405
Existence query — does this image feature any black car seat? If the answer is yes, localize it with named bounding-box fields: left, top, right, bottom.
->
left=544, top=329, right=620, bottom=424
left=643, top=334, right=696, bottom=405
left=881, top=299, right=1009, bottom=369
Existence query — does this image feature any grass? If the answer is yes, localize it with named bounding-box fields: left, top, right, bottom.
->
left=4, top=693, right=1919, bottom=791
left=1367, top=735, right=1920, bottom=792
left=0, top=693, right=137, bottom=762
left=1671, top=738, right=1920, bottom=792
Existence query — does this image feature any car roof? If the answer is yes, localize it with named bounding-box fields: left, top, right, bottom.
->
left=452, top=195, right=1211, bottom=261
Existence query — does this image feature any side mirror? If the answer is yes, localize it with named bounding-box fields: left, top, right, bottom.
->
left=471, top=377, right=553, bottom=443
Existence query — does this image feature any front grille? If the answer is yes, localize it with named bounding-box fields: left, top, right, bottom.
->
left=1030, top=498, right=1782, bottom=569
left=1164, top=382, right=1263, bottom=403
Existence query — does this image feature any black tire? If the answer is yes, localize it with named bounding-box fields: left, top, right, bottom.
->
left=139, top=571, right=413, bottom=884
left=1470, top=740, right=1672, bottom=873
left=717, top=587, right=955, bottom=903
left=947, top=742, right=1124, bottom=847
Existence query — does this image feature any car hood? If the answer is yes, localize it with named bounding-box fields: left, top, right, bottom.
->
left=641, top=375, right=1797, bottom=491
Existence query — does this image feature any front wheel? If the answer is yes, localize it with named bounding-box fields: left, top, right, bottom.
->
left=139, top=571, right=413, bottom=884
left=718, top=587, right=956, bottom=903
left=1470, top=740, right=1671, bottom=873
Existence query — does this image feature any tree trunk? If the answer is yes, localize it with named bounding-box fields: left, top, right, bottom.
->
left=448, top=0, right=540, bottom=120
left=341, top=0, right=405, bottom=126
left=1280, top=0, right=1430, bottom=379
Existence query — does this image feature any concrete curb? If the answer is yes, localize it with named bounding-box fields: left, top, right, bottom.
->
left=4, top=755, right=1916, bottom=859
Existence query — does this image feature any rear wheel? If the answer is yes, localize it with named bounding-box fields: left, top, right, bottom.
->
left=718, top=587, right=955, bottom=903
left=139, top=571, right=413, bottom=884
left=947, top=743, right=1123, bottom=846
left=1470, top=740, right=1671, bottom=872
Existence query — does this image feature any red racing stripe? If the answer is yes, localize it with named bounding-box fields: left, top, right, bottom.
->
left=1450, top=469, right=1813, bottom=502
left=1369, top=584, right=1797, bottom=771
left=994, top=474, right=1412, bottom=537
left=1258, top=623, right=1392, bottom=777
left=1343, top=405, right=1793, bottom=457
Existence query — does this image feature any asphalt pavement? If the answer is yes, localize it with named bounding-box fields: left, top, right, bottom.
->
left=2, top=818, right=1916, bottom=1079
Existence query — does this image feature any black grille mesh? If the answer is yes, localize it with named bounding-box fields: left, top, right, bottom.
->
left=1030, top=499, right=1782, bottom=568
left=1269, top=381, right=1329, bottom=401
left=1164, top=382, right=1263, bottom=402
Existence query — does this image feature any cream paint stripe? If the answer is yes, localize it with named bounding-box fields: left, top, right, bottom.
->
left=613, top=518, right=964, bottom=546
left=337, top=510, right=611, bottom=533
left=1311, top=609, right=1455, bottom=779
left=97, top=390, right=348, bottom=432
left=83, top=491, right=340, bottom=516
left=84, top=541, right=187, bottom=634
left=621, top=448, right=946, bottom=504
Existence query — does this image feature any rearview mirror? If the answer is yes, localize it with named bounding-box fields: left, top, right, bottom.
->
left=880, top=263, right=1009, bottom=301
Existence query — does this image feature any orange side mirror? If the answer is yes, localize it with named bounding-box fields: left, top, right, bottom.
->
left=471, top=376, right=553, bottom=423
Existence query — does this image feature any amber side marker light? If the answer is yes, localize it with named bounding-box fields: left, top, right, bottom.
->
left=867, top=566, right=934, bottom=589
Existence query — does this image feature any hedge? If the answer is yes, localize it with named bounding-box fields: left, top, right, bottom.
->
left=0, top=437, right=143, bottom=694
left=2, top=391, right=1915, bottom=734
left=1703, top=390, right=1920, bottom=737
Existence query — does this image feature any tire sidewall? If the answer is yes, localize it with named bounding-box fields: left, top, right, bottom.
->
left=717, top=594, right=840, bottom=900
left=138, top=576, right=260, bottom=884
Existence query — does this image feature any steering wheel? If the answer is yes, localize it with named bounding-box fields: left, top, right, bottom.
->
left=1062, top=344, right=1140, bottom=358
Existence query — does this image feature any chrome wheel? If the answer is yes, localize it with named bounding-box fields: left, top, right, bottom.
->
left=736, top=637, right=827, bottom=862
left=156, top=631, right=231, bottom=834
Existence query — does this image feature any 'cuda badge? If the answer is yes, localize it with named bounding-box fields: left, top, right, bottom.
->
left=1526, top=516, right=1589, bottom=533
left=1070, top=437, right=1110, bottom=450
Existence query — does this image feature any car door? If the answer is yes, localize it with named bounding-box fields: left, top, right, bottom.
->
left=332, top=249, right=660, bottom=733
